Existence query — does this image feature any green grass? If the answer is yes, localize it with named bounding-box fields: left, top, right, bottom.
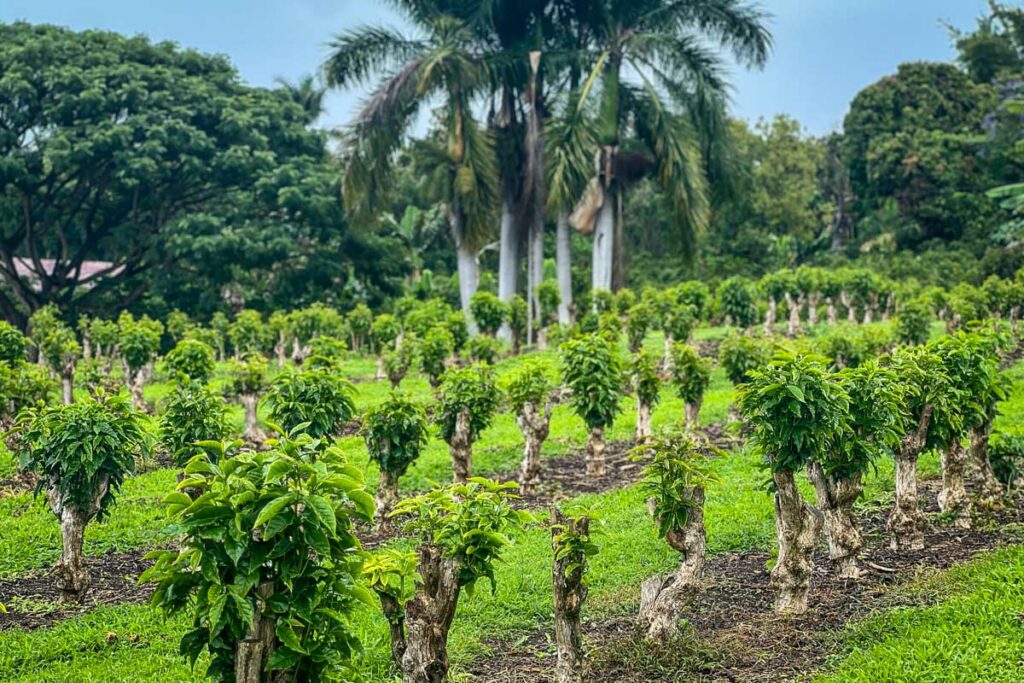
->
left=816, top=543, right=1024, bottom=683
left=0, top=329, right=1016, bottom=682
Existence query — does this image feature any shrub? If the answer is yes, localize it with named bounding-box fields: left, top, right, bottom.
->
left=469, top=291, right=509, bottom=336
left=718, top=333, right=771, bottom=387
left=391, top=479, right=530, bottom=681
left=143, top=435, right=374, bottom=681
left=419, top=327, right=455, bottom=388
left=361, top=393, right=429, bottom=522
left=466, top=335, right=502, bottom=365
left=347, top=304, right=374, bottom=352
left=668, top=343, right=711, bottom=428
left=561, top=333, right=623, bottom=477
left=228, top=309, right=270, bottom=357
left=371, top=314, right=401, bottom=354
left=537, top=280, right=561, bottom=328
left=716, top=276, right=759, bottom=328
left=895, top=298, right=933, bottom=346
left=306, top=336, right=348, bottom=369
left=625, top=303, right=654, bottom=353
left=989, top=432, right=1024, bottom=487
left=13, top=393, right=145, bottom=594
left=0, top=321, right=27, bottom=364
left=262, top=367, right=356, bottom=442
left=164, top=339, right=216, bottom=384
left=508, top=295, right=528, bottom=351
left=435, top=364, right=500, bottom=482
left=501, top=360, right=554, bottom=492
left=384, top=341, right=417, bottom=389
left=160, top=383, right=233, bottom=466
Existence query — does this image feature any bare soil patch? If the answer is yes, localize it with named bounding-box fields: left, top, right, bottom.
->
left=466, top=479, right=1024, bottom=683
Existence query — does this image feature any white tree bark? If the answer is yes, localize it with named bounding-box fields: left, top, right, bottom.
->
left=496, top=200, right=519, bottom=343
left=449, top=410, right=473, bottom=483
left=402, top=546, right=461, bottom=683
left=585, top=426, right=606, bottom=478
left=235, top=583, right=277, bottom=683
left=826, top=297, right=838, bottom=325
left=556, top=213, right=573, bottom=325
left=551, top=509, right=590, bottom=683
left=516, top=402, right=551, bottom=495
left=591, top=199, right=614, bottom=293
left=808, top=462, right=864, bottom=579
left=241, top=393, right=263, bottom=442
left=635, top=399, right=653, bottom=442
left=771, top=468, right=822, bottom=615
left=939, top=440, right=972, bottom=530
left=638, top=487, right=706, bottom=642
left=764, top=298, right=777, bottom=333
left=970, top=420, right=1003, bottom=504
left=888, top=406, right=932, bottom=551
left=684, top=398, right=702, bottom=431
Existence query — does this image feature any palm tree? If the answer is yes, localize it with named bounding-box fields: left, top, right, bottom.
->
left=554, top=0, right=772, bottom=292
left=324, top=13, right=498, bottom=318
left=275, top=74, right=327, bottom=124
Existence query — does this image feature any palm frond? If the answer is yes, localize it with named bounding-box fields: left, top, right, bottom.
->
left=323, top=26, right=427, bottom=88
left=646, top=0, right=773, bottom=67
left=623, top=83, right=709, bottom=263
left=545, top=90, right=598, bottom=215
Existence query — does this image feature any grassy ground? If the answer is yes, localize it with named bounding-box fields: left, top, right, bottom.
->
left=0, top=325, right=1019, bottom=682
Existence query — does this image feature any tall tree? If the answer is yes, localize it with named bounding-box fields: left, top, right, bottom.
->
left=561, top=0, right=772, bottom=292
left=326, top=10, right=499, bottom=321
left=0, top=23, right=331, bottom=325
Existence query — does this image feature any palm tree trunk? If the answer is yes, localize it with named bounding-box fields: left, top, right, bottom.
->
left=591, top=196, right=614, bottom=293
left=556, top=213, right=573, bottom=324
left=497, top=198, right=519, bottom=343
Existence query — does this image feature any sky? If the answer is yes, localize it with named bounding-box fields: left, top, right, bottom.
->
left=1, top=0, right=992, bottom=136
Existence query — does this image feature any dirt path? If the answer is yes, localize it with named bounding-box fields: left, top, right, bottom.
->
left=465, top=480, right=1024, bottom=683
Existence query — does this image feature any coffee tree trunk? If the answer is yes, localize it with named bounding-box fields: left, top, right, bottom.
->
left=46, top=476, right=108, bottom=597
left=841, top=292, right=856, bottom=323
left=771, top=468, right=822, bottom=615
left=807, top=293, right=820, bottom=325
left=635, top=398, right=653, bottom=442
left=551, top=509, right=590, bottom=683
left=585, top=426, right=606, bottom=478
left=970, top=419, right=1003, bottom=503
left=449, top=410, right=473, bottom=483
left=235, top=583, right=278, bottom=683
left=61, top=372, right=74, bottom=405
left=376, top=356, right=387, bottom=380
left=808, top=463, right=863, bottom=579
left=939, top=440, right=972, bottom=530
left=888, top=406, right=933, bottom=551
left=402, top=546, right=461, bottom=683
left=826, top=298, right=838, bottom=324
left=684, top=398, right=702, bottom=431
left=241, top=394, right=263, bottom=442
left=784, top=293, right=801, bottom=336
left=375, top=470, right=401, bottom=527
left=378, top=591, right=408, bottom=669
left=638, top=487, right=706, bottom=641
left=517, top=402, right=551, bottom=495
left=764, top=297, right=777, bottom=333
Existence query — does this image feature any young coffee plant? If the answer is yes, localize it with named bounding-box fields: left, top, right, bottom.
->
left=228, top=309, right=271, bottom=358
left=561, top=333, right=623, bottom=478
left=160, top=382, right=233, bottom=466
left=13, top=392, right=145, bottom=595
left=716, top=276, right=759, bottom=328
left=435, top=364, right=500, bottom=482
left=895, top=298, right=933, bottom=346
left=0, top=321, right=27, bottom=364
left=39, top=323, right=80, bottom=405
left=718, top=333, right=771, bottom=421
left=885, top=345, right=960, bottom=550
left=989, top=432, right=1024, bottom=489
left=508, top=294, right=528, bottom=353
left=363, top=548, right=420, bottom=667
left=466, top=335, right=502, bottom=365
left=0, top=361, right=56, bottom=427
left=391, top=479, right=531, bottom=683
left=625, top=303, right=654, bottom=353
left=419, top=326, right=455, bottom=389
left=661, top=304, right=696, bottom=367
left=347, top=303, right=373, bottom=352
left=631, top=350, right=662, bottom=441
left=164, top=338, right=216, bottom=384
left=143, top=435, right=375, bottom=682
left=384, top=340, right=417, bottom=389
left=306, top=336, right=348, bottom=370
left=501, top=360, right=554, bottom=494
left=119, top=313, right=163, bottom=410
left=814, top=361, right=905, bottom=578
left=739, top=353, right=849, bottom=614
left=262, top=366, right=356, bottom=443
left=633, top=428, right=716, bottom=642
left=361, top=393, right=430, bottom=524
left=550, top=507, right=599, bottom=683
left=469, top=291, right=509, bottom=337
left=227, top=354, right=270, bottom=442
left=371, top=313, right=402, bottom=379
left=668, top=343, right=711, bottom=429
left=932, top=332, right=1003, bottom=521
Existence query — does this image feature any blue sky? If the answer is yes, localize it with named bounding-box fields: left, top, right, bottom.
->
left=2, top=0, right=990, bottom=135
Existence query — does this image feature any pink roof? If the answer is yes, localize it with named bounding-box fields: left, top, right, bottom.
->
left=12, top=258, right=125, bottom=291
